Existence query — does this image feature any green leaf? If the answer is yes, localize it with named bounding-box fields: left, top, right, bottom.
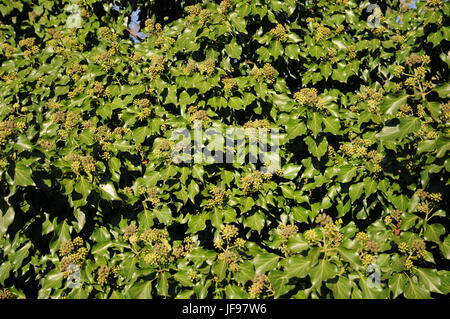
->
left=285, top=122, right=306, bottom=140
left=440, top=236, right=450, bottom=259
left=225, top=40, right=242, bottom=59
left=0, top=207, right=14, bottom=237
left=212, top=260, right=228, bottom=281
left=75, top=176, right=91, bottom=199
left=415, top=268, right=442, bottom=294
left=327, top=277, right=352, bottom=299
left=138, top=209, right=154, bottom=229
left=307, top=112, right=323, bottom=137
left=13, top=163, right=34, bottom=187
left=322, top=116, right=340, bottom=135
left=389, top=273, right=407, bottom=298
left=336, top=166, right=357, bottom=183
left=187, top=213, right=208, bottom=234
left=252, top=253, right=279, bottom=273
left=157, top=272, right=169, bottom=296
left=127, top=280, right=153, bottom=299
left=133, top=126, right=150, bottom=144
left=241, top=196, right=254, bottom=213
left=380, top=94, right=408, bottom=115
left=235, top=261, right=255, bottom=285
left=349, top=182, right=365, bottom=203
left=432, top=83, right=450, bottom=98
left=424, top=223, right=445, bottom=243
left=244, top=212, right=265, bottom=234
left=305, top=136, right=327, bottom=159
left=309, top=259, right=338, bottom=289
left=284, top=255, right=311, bottom=278
left=282, top=164, right=302, bottom=180
left=398, top=117, right=421, bottom=140
left=404, top=277, right=431, bottom=299
left=225, top=284, right=248, bottom=298
left=286, top=234, right=309, bottom=253
left=154, top=206, right=173, bottom=225
left=268, top=270, right=294, bottom=297
left=99, top=182, right=120, bottom=201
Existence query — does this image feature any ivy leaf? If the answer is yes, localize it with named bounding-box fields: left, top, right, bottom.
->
left=187, top=213, right=208, bottom=234
left=415, top=268, right=442, bottom=294
left=286, top=234, right=309, bottom=253
left=99, top=182, right=120, bottom=201
left=13, top=163, right=35, bottom=187
left=225, top=40, right=242, bottom=59
left=75, top=176, right=91, bottom=199
left=440, top=236, right=450, bottom=259
left=284, top=255, right=311, bottom=278
left=212, top=260, right=228, bottom=281
left=244, top=212, right=265, bottom=234
left=252, top=253, right=279, bottom=273
left=307, top=112, right=323, bottom=138
left=268, top=270, right=295, bottom=297
left=349, top=182, right=365, bottom=203
left=327, top=276, right=352, bottom=299
left=424, top=223, right=445, bottom=243
left=309, top=259, right=338, bottom=289
left=157, top=272, right=169, bottom=296
left=322, top=116, right=340, bottom=135
left=305, top=136, right=327, bottom=159
left=225, top=284, right=248, bottom=298
left=127, top=280, right=153, bottom=299
left=389, top=273, right=407, bottom=298
left=404, top=277, right=431, bottom=299
left=380, top=94, right=408, bottom=115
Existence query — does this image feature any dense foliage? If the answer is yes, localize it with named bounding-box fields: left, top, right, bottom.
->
left=0, top=0, right=449, bottom=299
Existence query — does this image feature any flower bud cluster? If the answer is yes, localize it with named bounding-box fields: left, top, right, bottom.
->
left=415, top=188, right=441, bottom=214
left=154, top=139, right=175, bottom=160
left=357, top=86, right=384, bottom=114
left=241, top=170, right=272, bottom=194
left=66, top=63, right=88, bottom=81
left=251, top=64, right=276, bottom=83
left=188, top=105, right=212, bottom=126
left=207, top=185, right=227, bottom=208
left=294, top=88, right=322, bottom=109
left=218, top=0, right=233, bottom=18
left=97, top=264, right=119, bottom=285
left=64, top=153, right=97, bottom=179
left=198, top=59, right=215, bottom=76
left=223, top=77, right=238, bottom=91
left=0, top=288, right=17, bottom=299
left=58, top=237, right=88, bottom=277
left=314, top=24, right=331, bottom=42
left=1, top=42, right=15, bottom=58
left=38, top=138, right=55, bottom=150
left=248, top=274, right=273, bottom=298
left=270, top=24, right=289, bottom=42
